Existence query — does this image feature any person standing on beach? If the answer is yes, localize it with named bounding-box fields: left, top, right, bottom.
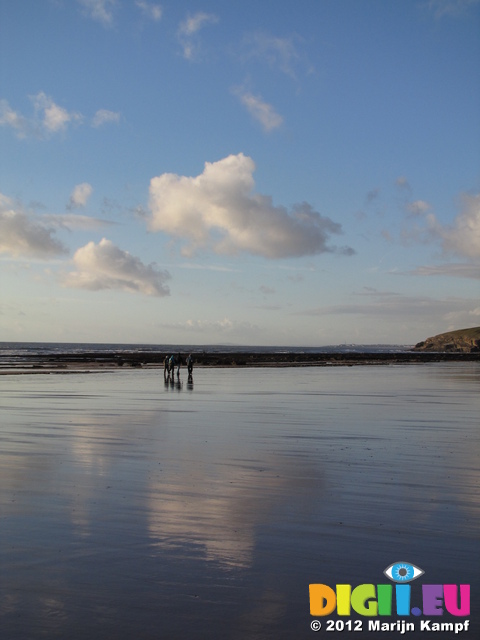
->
left=164, top=355, right=170, bottom=376
left=187, top=354, right=193, bottom=376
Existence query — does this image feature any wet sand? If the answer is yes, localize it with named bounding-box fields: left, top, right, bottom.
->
left=1, top=364, right=479, bottom=639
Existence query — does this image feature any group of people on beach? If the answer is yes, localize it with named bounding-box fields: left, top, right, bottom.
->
left=164, top=353, right=193, bottom=379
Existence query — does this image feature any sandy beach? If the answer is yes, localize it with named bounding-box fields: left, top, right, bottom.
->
left=1, top=363, right=479, bottom=639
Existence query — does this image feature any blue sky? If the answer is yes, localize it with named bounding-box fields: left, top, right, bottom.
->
left=1, top=0, right=479, bottom=346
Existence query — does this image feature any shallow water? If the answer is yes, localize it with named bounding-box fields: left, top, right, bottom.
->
left=1, top=364, right=479, bottom=639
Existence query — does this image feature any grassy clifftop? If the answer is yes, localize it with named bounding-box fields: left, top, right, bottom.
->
left=414, top=327, right=480, bottom=352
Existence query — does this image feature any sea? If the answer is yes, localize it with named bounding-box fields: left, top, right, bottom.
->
left=0, top=340, right=413, bottom=360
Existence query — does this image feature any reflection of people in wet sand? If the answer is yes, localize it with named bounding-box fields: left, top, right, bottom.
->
left=186, top=354, right=194, bottom=386
left=164, top=372, right=182, bottom=390
left=176, top=353, right=182, bottom=377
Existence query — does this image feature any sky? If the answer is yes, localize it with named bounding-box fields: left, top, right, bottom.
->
left=0, top=0, right=479, bottom=346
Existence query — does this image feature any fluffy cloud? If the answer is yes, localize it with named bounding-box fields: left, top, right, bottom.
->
left=32, top=92, right=83, bottom=133
left=233, top=89, right=283, bottom=132
left=399, top=191, right=480, bottom=262
left=63, top=238, right=170, bottom=296
left=177, top=11, right=218, bottom=60
left=0, top=93, right=82, bottom=138
left=428, top=193, right=480, bottom=259
left=68, top=183, right=93, bottom=209
left=1, top=94, right=118, bottom=138
left=0, top=100, right=29, bottom=138
left=0, top=193, right=67, bottom=258
left=148, top=154, right=354, bottom=259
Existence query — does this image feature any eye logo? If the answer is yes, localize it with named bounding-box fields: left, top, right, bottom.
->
left=384, top=561, right=424, bottom=583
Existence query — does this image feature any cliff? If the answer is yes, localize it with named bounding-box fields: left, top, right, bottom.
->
left=414, top=327, right=480, bottom=353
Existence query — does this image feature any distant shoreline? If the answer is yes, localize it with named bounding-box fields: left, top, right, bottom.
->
left=1, top=350, right=479, bottom=374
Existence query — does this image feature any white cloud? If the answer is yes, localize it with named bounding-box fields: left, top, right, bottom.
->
left=77, top=0, right=117, bottom=25
left=92, top=109, right=121, bottom=127
left=233, top=89, right=283, bottom=132
left=1, top=93, right=120, bottom=138
left=63, top=238, right=170, bottom=296
left=398, top=191, right=480, bottom=261
left=148, top=153, right=354, bottom=259
left=32, top=92, right=83, bottom=133
left=177, top=11, right=219, bottom=60
left=0, top=193, right=68, bottom=259
left=428, top=193, right=480, bottom=259
left=0, top=100, right=29, bottom=138
left=68, top=183, right=93, bottom=209
left=135, top=1, right=162, bottom=21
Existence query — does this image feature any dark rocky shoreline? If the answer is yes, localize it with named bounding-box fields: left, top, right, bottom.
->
left=2, top=349, right=479, bottom=373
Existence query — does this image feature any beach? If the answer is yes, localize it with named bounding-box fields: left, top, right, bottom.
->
left=1, top=363, right=479, bottom=639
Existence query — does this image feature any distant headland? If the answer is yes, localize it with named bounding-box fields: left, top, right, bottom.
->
left=414, top=326, right=480, bottom=353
